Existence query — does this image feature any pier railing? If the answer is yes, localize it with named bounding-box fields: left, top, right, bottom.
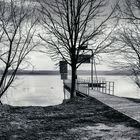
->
left=64, top=77, right=114, bottom=98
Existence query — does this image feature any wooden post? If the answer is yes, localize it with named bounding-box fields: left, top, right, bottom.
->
left=108, top=82, right=111, bottom=94
left=88, top=84, right=89, bottom=96
left=97, top=81, right=99, bottom=91
left=112, top=82, right=114, bottom=95
left=77, top=81, right=79, bottom=91
left=105, top=82, right=107, bottom=94
left=102, top=83, right=104, bottom=93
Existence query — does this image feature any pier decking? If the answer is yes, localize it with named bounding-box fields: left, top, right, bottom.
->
left=89, top=91, right=140, bottom=123
left=64, top=81, right=140, bottom=123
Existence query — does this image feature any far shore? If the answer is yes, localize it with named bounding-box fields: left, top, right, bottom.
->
left=1, top=97, right=140, bottom=139
left=0, top=70, right=132, bottom=76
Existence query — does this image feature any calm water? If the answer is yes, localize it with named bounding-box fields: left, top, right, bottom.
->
left=1, top=75, right=64, bottom=106
left=103, top=75, right=140, bottom=99
left=1, top=75, right=140, bottom=106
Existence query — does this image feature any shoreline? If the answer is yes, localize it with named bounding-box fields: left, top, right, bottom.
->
left=1, top=97, right=140, bottom=139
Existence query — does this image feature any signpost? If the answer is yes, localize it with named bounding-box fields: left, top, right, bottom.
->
left=59, top=61, right=67, bottom=74
left=78, top=54, right=91, bottom=63
left=59, top=61, right=68, bottom=99
left=61, top=73, right=67, bottom=80
left=59, top=61, right=68, bottom=80
left=79, top=49, right=94, bottom=89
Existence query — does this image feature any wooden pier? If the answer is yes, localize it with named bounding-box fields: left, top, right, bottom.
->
left=64, top=80, right=140, bottom=123
left=89, top=91, right=140, bottom=123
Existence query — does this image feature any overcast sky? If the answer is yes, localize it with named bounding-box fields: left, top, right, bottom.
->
left=27, top=0, right=117, bottom=71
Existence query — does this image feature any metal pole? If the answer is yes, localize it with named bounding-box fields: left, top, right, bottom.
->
left=63, top=80, right=66, bottom=99
left=112, top=82, right=114, bottom=95
left=79, top=48, right=94, bottom=90
left=91, top=50, right=93, bottom=89
left=109, top=82, right=110, bottom=94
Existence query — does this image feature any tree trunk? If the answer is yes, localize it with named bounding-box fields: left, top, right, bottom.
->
left=0, top=100, right=2, bottom=105
left=70, top=63, right=77, bottom=98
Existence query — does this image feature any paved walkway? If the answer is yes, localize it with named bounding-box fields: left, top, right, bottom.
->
left=89, top=90, right=140, bottom=122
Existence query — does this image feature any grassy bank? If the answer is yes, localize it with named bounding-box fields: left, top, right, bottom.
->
left=0, top=97, right=140, bottom=139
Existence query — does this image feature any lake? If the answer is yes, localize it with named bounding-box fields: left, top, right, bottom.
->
left=1, top=75, right=64, bottom=106
left=1, top=75, right=140, bottom=106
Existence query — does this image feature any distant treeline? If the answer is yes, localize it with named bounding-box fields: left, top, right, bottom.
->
left=0, top=70, right=59, bottom=75
left=0, top=70, right=132, bottom=75
left=75, top=70, right=131, bottom=76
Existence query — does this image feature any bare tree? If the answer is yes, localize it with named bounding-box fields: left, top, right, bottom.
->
left=112, top=0, right=140, bottom=87
left=38, top=0, right=117, bottom=98
left=0, top=0, right=38, bottom=104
